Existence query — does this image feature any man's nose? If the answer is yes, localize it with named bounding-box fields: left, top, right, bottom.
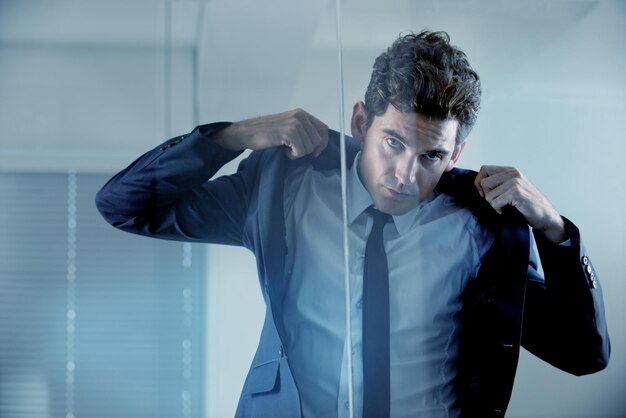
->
left=395, top=157, right=417, bottom=185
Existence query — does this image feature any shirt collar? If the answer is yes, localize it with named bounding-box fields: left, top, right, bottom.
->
left=347, top=153, right=374, bottom=225
left=392, top=191, right=436, bottom=235
left=347, top=153, right=437, bottom=235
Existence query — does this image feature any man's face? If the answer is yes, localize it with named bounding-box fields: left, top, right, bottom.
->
left=352, top=102, right=464, bottom=216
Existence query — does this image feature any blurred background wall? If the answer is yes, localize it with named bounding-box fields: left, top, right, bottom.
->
left=1, top=0, right=624, bottom=417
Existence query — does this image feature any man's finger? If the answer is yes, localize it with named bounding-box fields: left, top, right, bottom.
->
left=474, top=165, right=497, bottom=196
left=285, top=123, right=315, bottom=159
left=299, top=116, right=322, bottom=154
left=485, top=184, right=517, bottom=214
left=480, top=169, right=519, bottom=193
left=475, top=165, right=516, bottom=196
left=310, top=115, right=329, bottom=142
left=484, top=178, right=516, bottom=207
left=301, top=114, right=328, bottom=157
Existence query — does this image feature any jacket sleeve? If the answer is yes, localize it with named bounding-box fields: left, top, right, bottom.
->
left=95, top=122, right=257, bottom=247
left=521, top=216, right=610, bottom=375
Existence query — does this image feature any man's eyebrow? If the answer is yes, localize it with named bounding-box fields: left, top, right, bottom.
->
left=425, top=147, right=451, bottom=156
left=382, top=128, right=407, bottom=143
left=382, top=128, right=451, bottom=155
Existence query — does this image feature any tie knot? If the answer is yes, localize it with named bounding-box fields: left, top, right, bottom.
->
left=367, top=207, right=391, bottom=230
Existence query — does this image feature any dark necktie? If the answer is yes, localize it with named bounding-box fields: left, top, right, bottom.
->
left=362, top=207, right=391, bottom=418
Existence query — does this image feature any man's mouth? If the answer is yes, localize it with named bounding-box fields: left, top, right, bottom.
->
left=384, top=186, right=413, bottom=200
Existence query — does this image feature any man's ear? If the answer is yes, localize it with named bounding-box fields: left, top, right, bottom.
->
left=351, top=101, right=368, bottom=142
left=445, top=140, right=467, bottom=172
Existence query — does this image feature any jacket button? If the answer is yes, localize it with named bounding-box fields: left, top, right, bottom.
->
left=586, top=265, right=592, bottom=275
left=581, top=256, right=589, bottom=265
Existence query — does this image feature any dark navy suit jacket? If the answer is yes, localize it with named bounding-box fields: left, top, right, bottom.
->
left=96, top=123, right=610, bottom=417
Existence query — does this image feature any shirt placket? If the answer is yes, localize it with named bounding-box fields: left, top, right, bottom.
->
left=338, top=216, right=368, bottom=418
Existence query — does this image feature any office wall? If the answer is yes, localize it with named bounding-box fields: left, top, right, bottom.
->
left=0, top=45, right=195, bottom=173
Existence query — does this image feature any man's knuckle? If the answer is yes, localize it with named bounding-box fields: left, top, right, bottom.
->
left=293, top=108, right=306, bottom=119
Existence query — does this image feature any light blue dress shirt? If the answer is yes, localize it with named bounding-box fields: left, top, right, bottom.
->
left=283, top=155, right=494, bottom=418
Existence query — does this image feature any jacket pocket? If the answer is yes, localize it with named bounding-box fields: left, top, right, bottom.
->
left=246, top=359, right=280, bottom=395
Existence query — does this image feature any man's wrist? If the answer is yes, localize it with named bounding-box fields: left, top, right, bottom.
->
left=211, top=123, right=246, bottom=151
left=536, top=215, right=567, bottom=244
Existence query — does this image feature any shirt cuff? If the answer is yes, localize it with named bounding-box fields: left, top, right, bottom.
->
left=558, top=238, right=573, bottom=247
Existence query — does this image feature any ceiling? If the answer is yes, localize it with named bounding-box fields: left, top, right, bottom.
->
left=0, top=0, right=201, bottom=47
left=0, top=0, right=617, bottom=49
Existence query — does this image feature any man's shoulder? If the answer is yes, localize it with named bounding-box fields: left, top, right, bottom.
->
left=436, top=168, right=504, bottom=230
left=436, top=167, right=479, bottom=207
left=437, top=167, right=478, bottom=188
left=297, top=129, right=360, bottom=172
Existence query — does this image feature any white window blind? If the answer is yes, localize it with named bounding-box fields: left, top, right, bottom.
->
left=0, top=172, right=206, bottom=418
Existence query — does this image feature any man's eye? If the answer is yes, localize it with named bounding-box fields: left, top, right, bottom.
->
left=423, top=152, right=442, bottom=162
left=386, top=138, right=402, bottom=149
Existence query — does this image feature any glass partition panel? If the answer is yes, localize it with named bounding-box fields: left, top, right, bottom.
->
left=195, top=1, right=346, bottom=416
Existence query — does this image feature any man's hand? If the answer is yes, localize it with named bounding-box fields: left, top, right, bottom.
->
left=212, top=108, right=328, bottom=159
left=474, top=165, right=567, bottom=243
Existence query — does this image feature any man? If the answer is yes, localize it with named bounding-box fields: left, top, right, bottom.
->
left=96, top=31, right=609, bottom=417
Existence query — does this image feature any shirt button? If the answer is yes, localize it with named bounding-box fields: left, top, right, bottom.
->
left=356, top=299, right=362, bottom=309
left=278, top=346, right=284, bottom=357
left=344, top=401, right=349, bottom=409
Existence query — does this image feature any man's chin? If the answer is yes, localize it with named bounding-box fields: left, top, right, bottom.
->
left=374, top=200, right=418, bottom=216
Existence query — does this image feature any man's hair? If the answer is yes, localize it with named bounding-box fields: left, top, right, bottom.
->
left=364, top=30, right=481, bottom=145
